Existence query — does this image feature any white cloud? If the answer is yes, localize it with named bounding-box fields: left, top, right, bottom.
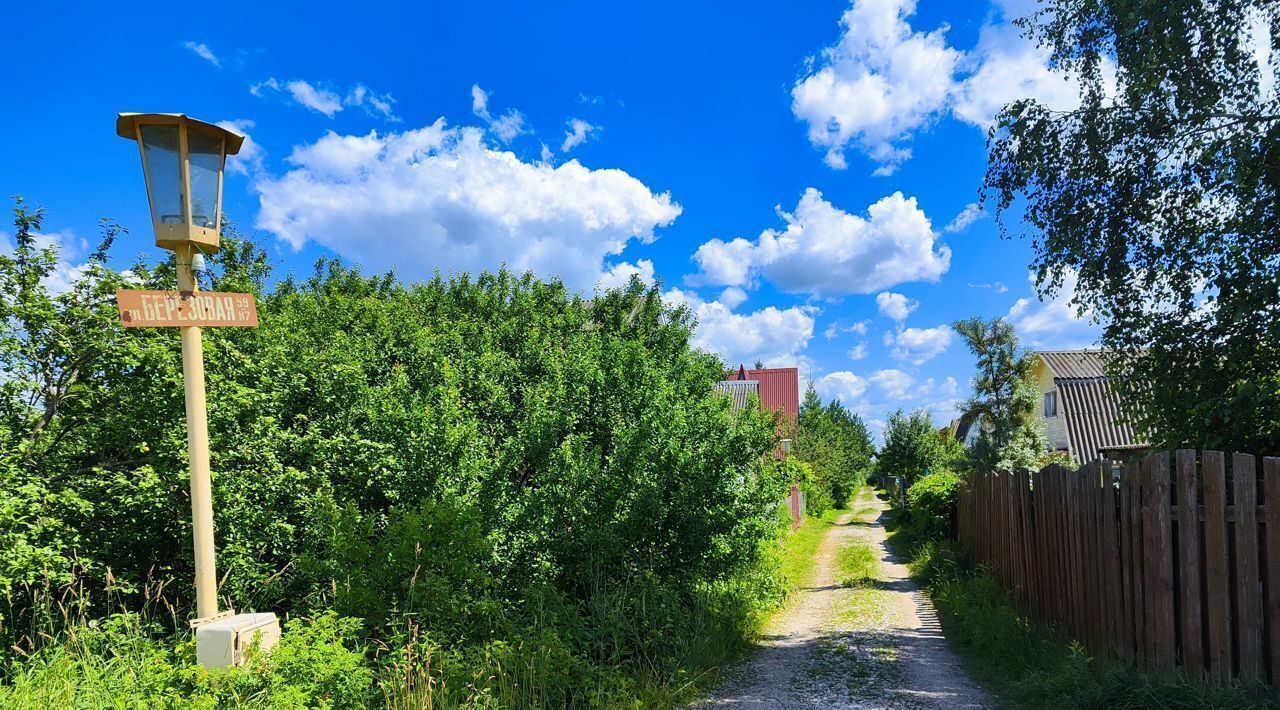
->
left=848, top=342, right=869, bottom=360
left=1006, top=270, right=1102, bottom=349
left=943, top=202, right=984, bottom=233
left=664, top=288, right=814, bottom=367
left=562, top=119, right=597, bottom=152
left=286, top=80, right=344, bottom=117
left=791, top=0, right=960, bottom=174
left=968, top=281, right=1008, bottom=293
left=471, top=85, right=490, bottom=116
left=888, top=324, right=953, bottom=364
left=540, top=143, right=554, bottom=162
left=253, top=121, right=682, bottom=292
left=816, top=371, right=869, bottom=404
left=183, top=41, right=219, bottom=67
left=251, top=77, right=398, bottom=120
left=871, top=368, right=915, bottom=400
left=951, top=23, right=1091, bottom=129
left=875, top=291, right=917, bottom=321
left=216, top=120, right=264, bottom=176
left=793, top=0, right=1101, bottom=173
left=471, top=84, right=525, bottom=143
left=690, top=188, right=949, bottom=297
left=249, top=77, right=281, bottom=97
left=718, top=286, right=748, bottom=309
left=597, top=259, right=655, bottom=291
left=346, top=84, right=399, bottom=121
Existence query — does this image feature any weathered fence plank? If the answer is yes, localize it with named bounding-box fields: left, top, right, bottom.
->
left=1264, top=457, right=1280, bottom=687
left=1175, top=449, right=1204, bottom=679
left=1201, top=451, right=1232, bottom=682
left=1233, top=453, right=1263, bottom=682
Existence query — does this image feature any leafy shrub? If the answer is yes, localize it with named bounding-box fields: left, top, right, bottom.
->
left=0, top=201, right=789, bottom=704
left=905, top=470, right=962, bottom=543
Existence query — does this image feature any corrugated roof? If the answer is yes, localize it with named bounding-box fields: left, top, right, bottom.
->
left=1057, top=378, right=1142, bottom=464
left=744, top=367, right=800, bottom=423
left=1037, top=350, right=1109, bottom=379
left=714, top=380, right=759, bottom=413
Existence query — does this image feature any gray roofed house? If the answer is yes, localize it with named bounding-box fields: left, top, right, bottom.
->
left=1033, top=350, right=1147, bottom=464
left=714, top=379, right=760, bottom=413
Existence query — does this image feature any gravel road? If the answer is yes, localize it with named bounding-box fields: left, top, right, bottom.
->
left=691, top=492, right=992, bottom=709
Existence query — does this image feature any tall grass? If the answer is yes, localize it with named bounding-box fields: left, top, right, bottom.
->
left=1, top=537, right=792, bottom=708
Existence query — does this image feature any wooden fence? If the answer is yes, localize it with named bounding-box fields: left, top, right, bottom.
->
left=957, top=450, right=1280, bottom=686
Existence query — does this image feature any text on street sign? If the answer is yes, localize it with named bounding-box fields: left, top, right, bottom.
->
left=117, top=290, right=259, bottom=328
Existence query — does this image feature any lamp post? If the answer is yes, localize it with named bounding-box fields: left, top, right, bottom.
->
left=116, top=113, right=241, bottom=621
left=117, top=113, right=279, bottom=668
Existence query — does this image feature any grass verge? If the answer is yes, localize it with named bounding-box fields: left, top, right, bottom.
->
left=885, top=497, right=1279, bottom=710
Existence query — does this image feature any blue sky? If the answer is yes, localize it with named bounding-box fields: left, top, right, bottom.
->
left=1, top=0, right=1103, bottom=436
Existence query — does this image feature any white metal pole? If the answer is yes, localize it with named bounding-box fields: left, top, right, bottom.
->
left=176, top=243, right=218, bottom=619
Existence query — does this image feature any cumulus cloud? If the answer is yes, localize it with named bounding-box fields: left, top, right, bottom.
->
left=251, top=77, right=398, bottom=120
left=253, top=121, right=682, bottom=292
left=791, top=0, right=959, bottom=174
left=793, top=0, right=1100, bottom=173
left=943, top=202, right=984, bottom=233
left=664, top=288, right=814, bottom=367
left=888, top=325, right=952, bottom=364
left=471, top=84, right=526, bottom=143
left=816, top=371, right=869, bottom=404
left=823, top=319, right=868, bottom=339
left=718, top=286, right=748, bottom=309
left=596, top=260, right=655, bottom=291
left=875, top=291, right=917, bottom=322
left=1006, top=270, right=1102, bottom=349
left=870, top=368, right=915, bottom=400
left=690, top=188, right=949, bottom=297
left=183, top=41, right=219, bottom=67
left=562, top=119, right=597, bottom=152
left=847, top=342, right=869, bottom=360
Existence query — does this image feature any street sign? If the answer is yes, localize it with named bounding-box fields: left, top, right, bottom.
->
left=116, top=289, right=259, bottom=328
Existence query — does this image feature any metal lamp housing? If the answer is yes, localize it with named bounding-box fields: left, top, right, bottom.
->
left=117, top=113, right=245, bottom=253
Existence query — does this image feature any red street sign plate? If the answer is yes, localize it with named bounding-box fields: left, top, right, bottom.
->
left=116, top=290, right=259, bottom=328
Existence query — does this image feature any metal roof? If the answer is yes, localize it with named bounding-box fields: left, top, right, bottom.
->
left=1037, top=350, right=1109, bottom=379
left=1057, top=378, right=1142, bottom=464
left=742, top=367, right=800, bottom=423
left=714, top=380, right=759, bottom=413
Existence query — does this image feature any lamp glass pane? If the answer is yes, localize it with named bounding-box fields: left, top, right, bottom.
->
left=187, top=129, right=222, bottom=229
left=139, top=125, right=185, bottom=225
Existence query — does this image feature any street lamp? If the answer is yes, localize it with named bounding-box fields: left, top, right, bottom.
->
left=116, top=113, right=244, bottom=253
left=118, top=113, right=277, bottom=668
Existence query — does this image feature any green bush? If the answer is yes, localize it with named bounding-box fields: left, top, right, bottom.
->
left=905, top=470, right=962, bottom=543
left=0, top=202, right=790, bottom=705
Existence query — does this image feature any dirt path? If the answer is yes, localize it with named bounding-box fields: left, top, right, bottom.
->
left=692, top=492, right=991, bottom=709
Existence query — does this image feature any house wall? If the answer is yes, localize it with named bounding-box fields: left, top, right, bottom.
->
left=1032, top=360, right=1070, bottom=452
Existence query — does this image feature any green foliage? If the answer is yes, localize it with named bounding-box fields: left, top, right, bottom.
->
left=836, top=540, right=878, bottom=588
left=905, top=470, right=963, bottom=543
left=877, top=409, right=946, bottom=491
left=952, top=317, right=1052, bottom=472
left=795, top=384, right=874, bottom=507
left=983, top=1, right=1280, bottom=453
left=0, top=612, right=371, bottom=709
left=0, top=199, right=790, bottom=705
